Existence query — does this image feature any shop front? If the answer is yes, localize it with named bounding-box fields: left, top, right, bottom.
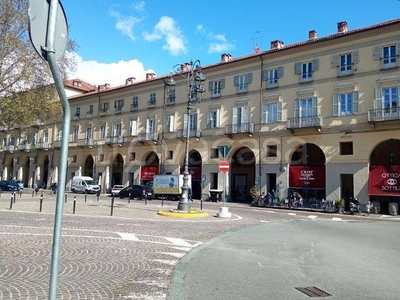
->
left=141, top=166, right=159, bottom=188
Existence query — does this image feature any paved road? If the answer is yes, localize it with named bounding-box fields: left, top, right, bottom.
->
left=0, top=189, right=399, bottom=299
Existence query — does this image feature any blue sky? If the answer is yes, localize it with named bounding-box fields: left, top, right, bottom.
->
left=62, top=0, right=400, bottom=87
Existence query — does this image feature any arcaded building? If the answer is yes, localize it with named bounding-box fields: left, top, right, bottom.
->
left=1, top=18, right=399, bottom=213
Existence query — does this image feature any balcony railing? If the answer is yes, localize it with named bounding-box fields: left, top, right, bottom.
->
left=177, top=128, right=202, bottom=139
left=225, top=123, right=254, bottom=135
left=18, top=143, right=32, bottom=151
left=77, top=138, right=94, bottom=147
left=368, top=107, right=400, bottom=123
left=131, top=104, right=138, bottom=111
left=148, top=100, right=156, bottom=108
left=286, top=116, right=323, bottom=129
left=137, top=132, right=158, bottom=142
left=99, top=109, right=107, bottom=116
left=53, top=141, right=61, bottom=148
left=105, top=136, right=124, bottom=145
left=35, top=142, right=50, bottom=149
left=3, top=145, right=15, bottom=152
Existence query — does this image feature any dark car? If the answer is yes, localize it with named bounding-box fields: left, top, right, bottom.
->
left=0, top=180, right=20, bottom=192
left=118, top=185, right=154, bottom=200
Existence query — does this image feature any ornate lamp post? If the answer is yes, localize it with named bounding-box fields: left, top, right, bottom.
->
left=166, top=60, right=205, bottom=211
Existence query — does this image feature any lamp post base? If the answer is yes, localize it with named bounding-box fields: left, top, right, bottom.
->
left=217, top=206, right=231, bottom=218
left=177, top=202, right=190, bottom=211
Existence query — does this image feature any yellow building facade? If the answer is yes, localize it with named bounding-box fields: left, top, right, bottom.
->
left=1, top=19, right=400, bottom=213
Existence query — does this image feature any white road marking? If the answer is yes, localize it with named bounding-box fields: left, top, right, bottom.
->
left=159, top=252, right=186, bottom=258
left=151, top=259, right=177, bottom=265
left=307, top=215, right=318, bottom=219
left=332, top=217, right=342, bottom=221
left=164, top=237, right=193, bottom=247
left=116, top=232, right=140, bottom=241
left=288, top=213, right=296, bottom=216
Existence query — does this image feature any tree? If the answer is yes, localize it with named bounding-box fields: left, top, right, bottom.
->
left=0, top=0, right=77, bottom=130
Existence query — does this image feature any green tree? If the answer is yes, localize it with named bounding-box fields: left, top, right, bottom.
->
left=0, top=0, right=77, bottom=129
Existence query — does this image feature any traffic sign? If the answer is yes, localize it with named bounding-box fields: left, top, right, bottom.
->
left=219, top=161, right=230, bottom=173
left=218, top=146, right=232, bottom=158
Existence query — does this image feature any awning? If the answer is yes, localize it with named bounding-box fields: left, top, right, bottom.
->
left=369, top=165, right=400, bottom=196
left=289, top=166, right=326, bottom=189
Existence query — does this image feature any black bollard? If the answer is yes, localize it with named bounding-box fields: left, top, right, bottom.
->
left=161, top=198, right=164, bottom=207
left=13, top=192, right=16, bottom=203
left=9, top=194, right=13, bottom=210
left=201, top=199, right=203, bottom=211
left=84, top=192, right=87, bottom=203
left=19, top=189, right=22, bottom=197
left=73, top=196, right=76, bottom=214
left=96, top=191, right=100, bottom=202
left=32, top=190, right=34, bottom=197
left=39, top=193, right=43, bottom=212
left=110, top=195, right=114, bottom=216
left=65, top=192, right=68, bottom=203
left=145, top=196, right=147, bottom=205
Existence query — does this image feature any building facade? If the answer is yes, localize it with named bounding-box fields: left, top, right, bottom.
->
left=1, top=19, right=400, bottom=213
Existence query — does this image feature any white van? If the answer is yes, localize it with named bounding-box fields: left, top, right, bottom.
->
left=71, top=176, right=100, bottom=194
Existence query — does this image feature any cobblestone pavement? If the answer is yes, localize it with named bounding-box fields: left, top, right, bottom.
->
left=0, top=189, right=397, bottom=299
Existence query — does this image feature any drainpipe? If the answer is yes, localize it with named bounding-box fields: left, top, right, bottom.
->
left=258, top=55, right=264, bottom=193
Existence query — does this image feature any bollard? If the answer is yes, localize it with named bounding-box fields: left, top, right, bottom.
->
left=161, top=198, right=164, bottom=207
left=13, top=192, right=16, bottom=203
left=84, top=192, right=87, bottom=203
left=128, top=197, right=130, bottom=204
left=110, top=195, right=114, bottom=216
left=73, top=196, right=76, bottom=214
left=9, top=193, right=13, bottom=210
left=96, top=193, right=100, bottom=202
left=145, top=196, right=147, bottom=205
left=39, top=193, right=43, bottom=212
left=65, top=192, right=68, bottom=203
left=19, top=189, right=22, bottom=197
left=32, top=190, right=34, bottom=197
left=201, top=199, right=203, bottom=211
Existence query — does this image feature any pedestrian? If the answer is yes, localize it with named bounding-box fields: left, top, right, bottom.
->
left=189, top=187, right=193, bottom=202
left=366, top=201, right=373, bottom=215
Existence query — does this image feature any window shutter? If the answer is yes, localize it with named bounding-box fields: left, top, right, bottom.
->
left=331, top=55, right=338, bottom=68
left=241, top=106, right=248, bottom=123
left=352, top=91, right=359, bottom=114
left=294, top=98, right=299, bottom=118
left=277, top=101, right=282, bottom=122
left=277, top=66, right=284, bottom=78
left=232, top=107, right=238, bottom=124
left=132, top=120, right=138, bottom=135
left=294, top=62, right=301, bottom=75
left=312, top=97, right=318, bottom=116
left=234, top=76, right=239, bottom=86
left=332, top=93, right=339, bottom=116
left=352, top=51, right=359, bottom=64
left=216, top=109, right=220, bottom=127
left=207, top=111, right=212, bottom=129
left=220, top=78, right=225, bottom=89
left=373, top=46, right=381, bottom=60
left=262, top=70, right=268, bottom=81
left=375, top=87, right=382, bottom=109
left=183, top=114, right=188, bottom=130
left=246, top=73, right=253, bottom=84
left=312, top=59, right=319, bottom=71
left=168, top=116, right=174, bottom=132
left=397, top=43, right=400, bottom=56
left=208, top=81, right=214, bottom=92
left=261, top=103, right=267, bottom=123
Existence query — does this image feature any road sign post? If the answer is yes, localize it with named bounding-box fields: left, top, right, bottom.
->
left=217, top=161, right=231, bottom=218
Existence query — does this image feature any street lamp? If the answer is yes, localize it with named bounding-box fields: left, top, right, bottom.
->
left=166, top=60, right=206, bottom=211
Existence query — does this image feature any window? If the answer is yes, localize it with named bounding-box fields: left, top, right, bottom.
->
left=147, top=118, right=156, bottom=135
left=233, top=106, right=248, bottom=125
left=149, top=93, right=156, bottom=107
left=42, top=131, right=48, bottom=143
left=333, top=92, right=359, bottom=116
left=234, top=73, right=253, bottom=93
left=99, top=125, right=106, bottom=139
left=207, top=109, right=220, bottom=128
left=375, top=86, right=399, bottom=112
left=73, top=128, right=79, bottom=142
left=340, top=142, right=353, bottom=155
left=167, top=89, right=176, bottom=104
left=374, top=44, right=399, bottom=69
left=294, top=97, right=317, bottom=117
left=129, top=120, right=138, bottom=136
left=167, top=115, right=175, bottom=132
left=267, top=145, right=277, bottom=157
left=112, top=123, right=122, bottom=137
left=209, top=79, right=225, bottom=98
left=211, top=148, right=219, bottom=158
left=100, top=103, right=108, bottom=115
left=183, top=113, right=198, bottom=130
left=331, top=51, right=359, bottom=76
left=114, top=99, right=124, bottom=112
left=189, top=85, right=198, bottom=102
left=99, top=154, right=104, bottom=162
left=72, top=155, right=77, bottom=163
left=295, top=59, right=319, bottom=83
left=86, top=127, right=92, bottom=139
left=33, top=133, right=38, bottom=144
left=167, top=150, right=173, bottom=160
left=131, top=96, right=138, bottom=110
left=129, top=152, right=136, bottom=161
left=262, top=102, right=282, bottom=123
left=74, top=107, right=80, bottom=118
left=263, top=67, right=283, bottom=89
left=87, top=105, right=94, bottom=117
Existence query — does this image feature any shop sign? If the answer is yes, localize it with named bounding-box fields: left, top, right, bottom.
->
left=289, top=166, right=326, bottom=188
left=141, top=166, right=159, bottom=180
left=369, top=165, right=400, bottom=196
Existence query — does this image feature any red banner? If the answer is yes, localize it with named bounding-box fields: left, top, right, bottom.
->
left=369, top=165, right=400, bottom=196
left=289, top=166, right=326, bottom=188
left=141, top=166, right=159, bottom=180
left=179, top=166, right=202, bottom=181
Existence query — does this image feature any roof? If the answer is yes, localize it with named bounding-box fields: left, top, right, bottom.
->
left=64, top=79, right=96, bottom=93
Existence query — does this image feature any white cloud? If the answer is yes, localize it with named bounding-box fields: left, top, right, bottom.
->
left=67, top=53, right=153, bottom=87
left=195, top=24, right=234, bottom=54
left=110, top=10, right=141, bottom=41
left=143, top=16, right=187, bottom=56
left=132, top=1, right=146, bottom=11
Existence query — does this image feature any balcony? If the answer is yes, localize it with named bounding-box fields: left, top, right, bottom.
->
left=53, top=141, right=61, bottom=148
left=77, top=138, right=94, bottom=148
left=73, top=114, right=80, bottom=120
left=177, top=129, right=202, bottom=139
left=0, top=126, right=7, bottom=133
left=166, top=97, right=176, bottom=105
left=148, top=100, right=156, bottom=108
left=18, top=143, right=32, bottom=152
left=86, top=112, right=93, bottom=119
left=3, top=145, right=15, bottom=152
left=114, top=106, right=123, bottom=114
left=225, top=123, right=254, bottom=136
left=138, top=132, right=158, bottom=143
left=130, top=104, right=138, bottom=111
left=286, top=116, right=323, bottom=132
left=99, top=109, right=107, bottom=116
left=105, top=136, right=124, bottom=146
left=368, top=107, right=400, bottom=123
left=35, top=142, right=50, bottom=150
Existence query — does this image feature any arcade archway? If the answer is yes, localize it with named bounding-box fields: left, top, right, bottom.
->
left=231, top=147, right=255, bottom=202
left=84, top=155, right=94, bottom=178
left=141, top=151, right=159, bottom=187
left=111, top=154, right=123, bottom=185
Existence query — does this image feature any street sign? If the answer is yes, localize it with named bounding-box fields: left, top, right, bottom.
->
left=255, top=177, right=259, bottom=185
left=218, top=146, right=232, bottom=158
left=219, top=161, right=230, bottom=173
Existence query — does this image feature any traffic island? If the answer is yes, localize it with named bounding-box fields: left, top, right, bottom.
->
left=157, top=209, right=209, bottom=218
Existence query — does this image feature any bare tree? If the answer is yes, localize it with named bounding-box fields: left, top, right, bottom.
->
left=0, top=0, right=77, bottom=129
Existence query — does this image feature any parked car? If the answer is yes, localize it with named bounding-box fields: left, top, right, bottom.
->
left=15, top=180, right=24, bottom=190
left=110, top=185, right=124, bottom=196
left=0, top=180, right=20, bottom=192
left=118, top=185, right=154, bottom=200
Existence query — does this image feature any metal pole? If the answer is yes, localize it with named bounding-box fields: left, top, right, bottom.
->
left=110, top=195, right=114, bottom=216
left=40, top=193, right=43, bottom=212
left=45, top=1, right=70, bottom=298
left=9, top=194, right=13, bottom=210
left=73, top=197, right=76, bottom=214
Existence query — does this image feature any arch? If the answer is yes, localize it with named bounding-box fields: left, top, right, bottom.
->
left=370, top=139, right=400, bottom=165
left=231, top=147, right=256, bottom=202
left=290, top=143, right=326, bottom=166
left=21, top=154, right=30, bottom=187
left=141, top=151, right=160, bottom=187
left=187, top=150, right=202, bottom=199
left=84, top=155, right=94, bottom=177
left=111, top=153, right=124, bottom=185
left=37, top=153, right=49, bottom=188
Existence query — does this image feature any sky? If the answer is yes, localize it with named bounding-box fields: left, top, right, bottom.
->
left=61, top=0, right=400, bottom=87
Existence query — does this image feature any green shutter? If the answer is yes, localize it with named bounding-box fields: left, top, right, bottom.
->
left=208, top=81, right=213, bottom=91
left=207, top=111, right=211, bottom=129
left=353, top=51, right=359, bottom=64
left=232, top=107, right=238, bottom=124
left=312, top=97, right=318, bottom=116
left=277, top=101, right=282, bottom=122
left=373, top=46, right=381, bottom=60
left=312, top=59, right=319, bottom=71
left=331, top=55, right=338, bottom=68
left=234, top=76, right=239, bottom=86
left=246, top=73, right=253, bottom=84
left=333, top=93, right=339, bottom=116
left=277, top=66, right=284, bottom=78
left=216, top=109, right=220, bottom=127
left=220, top=78, right=225, bottom=89
left=261, top=103, right=267, bottom=123
left=262, top=70, right=268, bottom=81
left=294, top=98, right=299, bottom=118
left=353, top=91, right=359, bottom=114
left=183, top=114, right=188, bottom=130
left=375, top=87, right=382, bottom=109
left=294, top=62, right=301, bottom=75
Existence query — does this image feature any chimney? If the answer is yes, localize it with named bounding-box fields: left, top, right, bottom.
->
left=270, top=40, right=284, bottom=50
left=125, top=77, right=135, bottom=85
left=146, top=72, right=156, bottom=80
left=72, top=80, right=81, bottom=87
left=309, top=30, right=317, bottom=40
left=337, top=21, right=348, bottom=33
left=97, top=83, right=110, bottom=91
left=221, top=53, right=232, bottom=62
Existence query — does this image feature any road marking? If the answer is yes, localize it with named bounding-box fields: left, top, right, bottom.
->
left=288, top=213, right=296, bottom=216
left=116, top=232, right=140, bottom=241
left=332, top=217, right=342, bottom=221
left=151, top=259, right=177, bottom=265
left=160, top=252, right=186, bottom=258
left=307, top=215, right=318, bottom=219
left=164, top=237, right=193, bottom=247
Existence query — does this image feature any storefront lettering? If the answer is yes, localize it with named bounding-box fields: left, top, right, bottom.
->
left=381, top=173, right=400, bottom=178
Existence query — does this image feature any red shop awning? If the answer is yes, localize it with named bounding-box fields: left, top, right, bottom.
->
left=369, top=165, right=400, bottom=196
left=289, top=166, right=326, bottom=189
left=141, top=166, right=159, bottom=180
